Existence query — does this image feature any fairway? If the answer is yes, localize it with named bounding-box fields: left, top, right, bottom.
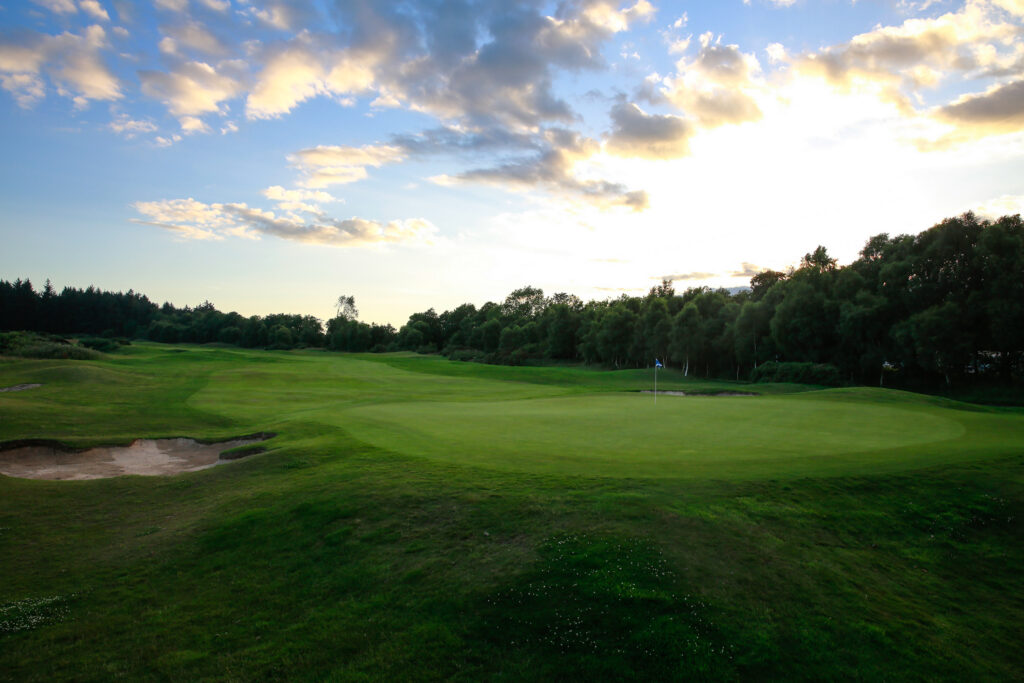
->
left=341, top=392, right=981, bottom=479
left=2, top=345, right=1023, bottom=681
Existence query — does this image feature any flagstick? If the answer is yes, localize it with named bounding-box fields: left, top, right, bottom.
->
left=654, top=363, right=657, bottom=404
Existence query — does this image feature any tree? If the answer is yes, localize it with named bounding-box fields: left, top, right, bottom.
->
left=596, top=307, right=636, bottom=368
left=335, top=295, right=358, bottom=321
left=800, top=245, right=837, bottom=273
left=501, top=286, right=545, bottom=321
left=669, top=302, right=701, bottom=376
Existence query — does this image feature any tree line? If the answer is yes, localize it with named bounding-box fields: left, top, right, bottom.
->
left=2, top=212, right=1021, bottom=390
left=0, top=281, right=395, bottom=353
left=390, top=211, right=1023, bottom=389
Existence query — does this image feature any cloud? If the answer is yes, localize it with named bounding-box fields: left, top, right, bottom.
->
left=32, top=0, right=77, bottom=14
left=80, top=1, right=110, bottom=22
left=196, top=0, right=230, bottom=11
left=154, top=0, right=188, bottom=11
left=933, top=77, right=1024, bottom=137
left=139, top=60, right=242, bottom=116
left=154, top=133, right=183, bottom=147
left=262, top=185, right=336, bottom=203
left=729, top=262, right=766, bottom=277
left=261, top=185, right=337, bottom=212
left=0, top=26, right=122, bottom=106
left=0, top=73, right=46, bottom=107
left=179, top=114, right=210, bottom=134
left=974, top=193, right=1024, bottom=217
left=109, top=113, right=157, bottom=137
left=991, top=0, right=1024, bottom=16
left=791, top=1, right=1022, bottom=112
left=435, top=128, right=648, bottom=210
left=244, top=1, right=318, bottom=31
left=132, top=197, right=438, bottom=247
left=656, top=271, right=717, bottom=282
left=245, top=45, right=327, bottom=118
left=662, top=40, right=763, bottom=127
left=159, top=21, right=227, bottom=56
left=132, top=197, right=232, bottom=240
left=288, top=143, right=406, bottom=188
left=314, top=0, right=656, bottom=130
left=605, top=100, right=693, bottom=159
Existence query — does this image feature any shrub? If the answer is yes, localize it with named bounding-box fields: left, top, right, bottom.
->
left=14, top=343, right=101, bottom=360
left=750, top=361, right=842, bottom=386
left=78, top=337, right=120, bottom=353
left=447, top=348, right=485, bottom=363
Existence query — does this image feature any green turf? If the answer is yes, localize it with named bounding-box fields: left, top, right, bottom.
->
left=1, top=345, right=1022, bottom=681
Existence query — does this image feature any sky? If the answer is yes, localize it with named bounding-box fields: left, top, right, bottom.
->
left=1, top=0, right=1022, bottom=326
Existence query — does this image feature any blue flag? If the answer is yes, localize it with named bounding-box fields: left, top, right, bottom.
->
left=655, top=359, right=663, bottom=368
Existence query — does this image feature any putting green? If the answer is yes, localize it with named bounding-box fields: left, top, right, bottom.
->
left=341, top=391, right=1023, bottom=479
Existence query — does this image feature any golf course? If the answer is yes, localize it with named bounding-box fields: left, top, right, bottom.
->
left=2, top=344, right=1023, bottom=680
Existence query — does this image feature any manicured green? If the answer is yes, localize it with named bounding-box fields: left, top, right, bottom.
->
left=1, top=344, right=1022, bottom=681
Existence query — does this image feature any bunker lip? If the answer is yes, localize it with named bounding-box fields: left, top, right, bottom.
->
left=0, top=383, right=42, bottom=393
left=638, top=390, right=757, bottom=397
left=0, top=433, right=275, bottom=480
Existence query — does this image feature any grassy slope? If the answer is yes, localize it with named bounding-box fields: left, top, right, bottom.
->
left=0, top=345, right=1022, bottom=681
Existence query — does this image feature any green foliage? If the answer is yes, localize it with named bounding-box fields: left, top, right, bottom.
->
left=0, top=331, right=104, bottom=360
left=8, top=343, right=102, bottom=360
left=750, top=361, right=842, bottom=386
left=77, top=337, right=121, bottom=353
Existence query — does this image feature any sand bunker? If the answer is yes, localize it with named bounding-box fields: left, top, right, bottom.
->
left=0, top=435, right=270, bottom=480
left=640, top=390, right=756, bottom=397
left=0, top=384, right=42, bottom=393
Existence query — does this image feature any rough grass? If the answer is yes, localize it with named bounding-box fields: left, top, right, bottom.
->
left=0, top=344, right=1022, bottom=681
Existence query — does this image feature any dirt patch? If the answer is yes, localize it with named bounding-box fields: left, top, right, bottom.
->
left=0, top=384, right=42, bottom=393
left=0, top=434, right=272, bottom=480
left=639, top=390, right=757, bottom=397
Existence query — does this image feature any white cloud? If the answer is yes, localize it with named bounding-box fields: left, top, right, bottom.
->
left=160, top=21, right=226, bottom=56
left=179, top=115, right=210, bottom=134
left=245, top=46, right=327, bottom=119
left=288, top=144, right=406, bottom=188
left=261, top=185, right=338, bottom=212
left=80, top=0, right=110, bottom=21
left=990, top=0, right=1024, bottom=16
left=139, top=60, right=242, bottom=116
left=1, top=73, right=46, bottom=107
left=154, top=133, right=183, bottom=147
left=766, top=43, right=786, bottom=64
left=663, top=42, right=764, bottom=128
left=154, top=0, right=188, bottom=11
left=158, top=37, right=177, bottom=55
left=32, top=0, right=77, bottom=14
left=0, top=25, right=122, bottom=106
left=196, top=0, right=229, bottom=10
left=262, top=185, right=335, bottom=203
left=792, top=1, right=1022, bottom=112
left=245, top=45, right=376, bottom=119
left=974, top=193, right=1024, bottom=217
left=109, top=113, right=157, bottom=137
left=133, top=197, right=438, bottom=247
